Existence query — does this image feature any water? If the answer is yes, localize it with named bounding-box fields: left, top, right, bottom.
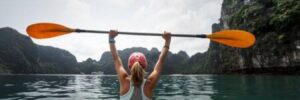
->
left=0, top=74, right=299, bottom=100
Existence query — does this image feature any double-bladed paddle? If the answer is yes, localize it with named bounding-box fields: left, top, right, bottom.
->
left=26, top=22, right=255, bottom=48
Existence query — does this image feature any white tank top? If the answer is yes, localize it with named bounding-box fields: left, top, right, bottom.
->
left=120, top=79, right=151, bottom=100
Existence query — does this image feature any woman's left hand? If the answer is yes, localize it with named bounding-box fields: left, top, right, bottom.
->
left=109, top=30, right=118, bottom=37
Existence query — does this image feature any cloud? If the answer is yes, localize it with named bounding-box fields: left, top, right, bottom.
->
left=39, top=0, right=222, bottom=61
left=0, top=0, right=223, bottom=61
left=31, top=0, right=102, bottom=61
left=126, top=0, right=223, bottom=55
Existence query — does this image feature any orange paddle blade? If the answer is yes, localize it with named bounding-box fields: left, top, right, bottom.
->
left=207, top=30, right=256, bottom=48
left=26, top=23, right=74, bottom=39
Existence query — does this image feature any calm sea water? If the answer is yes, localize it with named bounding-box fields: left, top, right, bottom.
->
left=0, top=74, right=299, bottom=100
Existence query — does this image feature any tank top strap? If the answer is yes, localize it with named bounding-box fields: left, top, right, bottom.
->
left=120, top=79, right=151, bottom=100
left=141, top=79, right=151, bottom=100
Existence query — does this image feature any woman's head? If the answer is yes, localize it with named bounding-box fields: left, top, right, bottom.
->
left=128, top=52, right=147, bottom=86
left=128, top=52, right=147, bottom=69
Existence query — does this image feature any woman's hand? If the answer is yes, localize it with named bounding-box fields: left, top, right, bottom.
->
left=109, top=30, right=118, bottom=37
left=109, top=30, right=118, bottom=44
left=162, top=31, right=171, bottom=41
left=163, top=31, right=171, bottom=47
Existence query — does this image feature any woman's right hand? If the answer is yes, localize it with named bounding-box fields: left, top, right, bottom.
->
left=162, top=31, right=171, bottom=49
left=163, top=31, right=171, bottom=43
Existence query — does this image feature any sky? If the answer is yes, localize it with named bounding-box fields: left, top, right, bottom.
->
left=0, top=0, right=223, bottom=62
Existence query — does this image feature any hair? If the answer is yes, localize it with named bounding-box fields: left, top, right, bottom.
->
left=131, top=62, right=145, bottom=86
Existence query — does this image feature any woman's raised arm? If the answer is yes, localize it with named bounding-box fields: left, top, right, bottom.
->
left=147, top=31, right=171, bottom=90
left=109, top=30, right=128, bottom=84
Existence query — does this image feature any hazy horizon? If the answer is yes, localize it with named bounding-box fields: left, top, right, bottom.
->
left=0, top=0, right=223, bottom=61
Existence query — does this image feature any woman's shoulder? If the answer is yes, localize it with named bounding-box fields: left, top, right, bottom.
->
left=143, top=79, right=153, bottom=99
left=120, top=76, right=131, bottom=95
left=125, top=76, right=131, bottom=82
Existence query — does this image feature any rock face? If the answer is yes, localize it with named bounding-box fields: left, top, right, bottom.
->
left=0, top=27, right=80, bottom=74
left=0, top=27, right=40, bottom=73
left=98, top=47, right=189, bottom=74
left=204, top=0, right=300, bottom=74
left=37, top=45, right=79, bottom=74
left=78, top=58, right=101, bottom=74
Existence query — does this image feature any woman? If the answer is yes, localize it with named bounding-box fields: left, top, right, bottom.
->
left=109, top=30, right=171, bottom=100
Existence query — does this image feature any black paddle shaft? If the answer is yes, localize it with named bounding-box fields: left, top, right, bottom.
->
left=74, top=29, right=207, bottom=38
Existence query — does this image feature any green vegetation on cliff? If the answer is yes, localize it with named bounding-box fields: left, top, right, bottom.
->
left=0, top=27, right=80, bottom=74
left=198, top=0, right=300, bottom=74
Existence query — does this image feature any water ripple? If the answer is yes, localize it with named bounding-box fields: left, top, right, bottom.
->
left=0, top=74, right=300, bottom=100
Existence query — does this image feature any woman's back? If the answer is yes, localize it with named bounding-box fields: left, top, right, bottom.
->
left=120, top=78, right=151, bottom=100
left=108, top=30, right=171, bottom=100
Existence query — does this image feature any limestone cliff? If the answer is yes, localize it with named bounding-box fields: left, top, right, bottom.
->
left=206, top=0, right=300, bottom=74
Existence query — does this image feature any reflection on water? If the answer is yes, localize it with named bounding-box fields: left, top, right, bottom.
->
left=0, top=74, right=299, bottom=100
left=0, top=75, right=119, bottom=100
left=210, top=75, right=300, bottom=100
left=154, top=75, right=214, bottom=100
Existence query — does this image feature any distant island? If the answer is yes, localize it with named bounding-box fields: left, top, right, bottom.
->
left=0, top=0, right=299, bottom=74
